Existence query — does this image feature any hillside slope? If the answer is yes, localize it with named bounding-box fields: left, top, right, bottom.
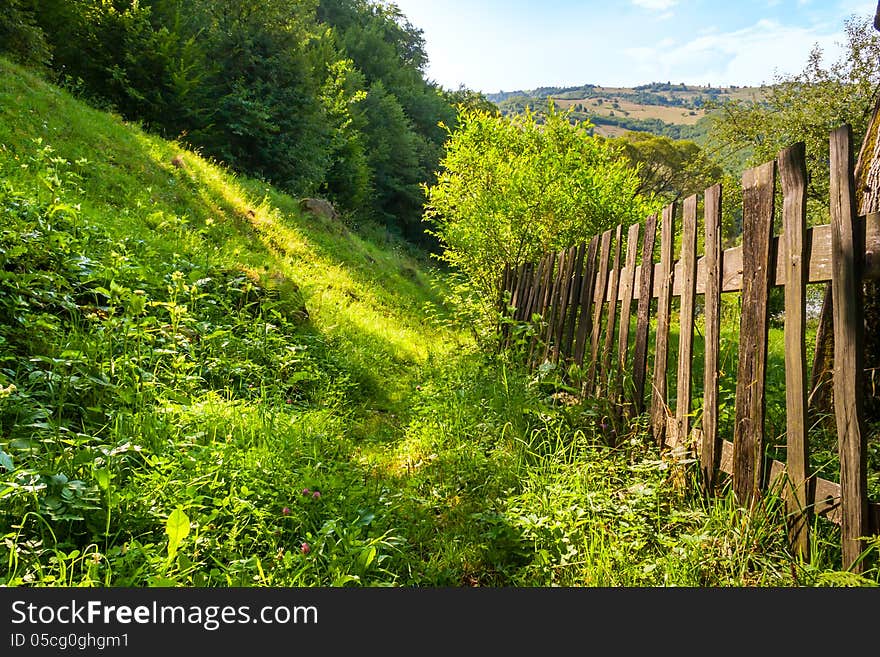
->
left=0, top=58, right=469, bottom=585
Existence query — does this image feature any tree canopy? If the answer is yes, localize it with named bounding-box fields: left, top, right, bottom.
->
left=0, top=0, right=477, bottom=246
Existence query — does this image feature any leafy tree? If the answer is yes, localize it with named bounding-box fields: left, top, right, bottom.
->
left=606, top=131, right=724, bottom=204
left=442, top=86, right=500, bottom=117
left=0, top=0, right=51, bottom=68
left=425, top=106, right=657, bottom=332
left=707, top=13, right=880, bottom=223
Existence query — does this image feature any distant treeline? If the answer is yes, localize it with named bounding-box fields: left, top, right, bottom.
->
left=0, top=0, right=485, bottom=245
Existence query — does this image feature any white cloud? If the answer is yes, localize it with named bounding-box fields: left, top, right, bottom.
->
left=622, top=18, right=847, bottom=87
left=631, top=0, right=679, bottom=11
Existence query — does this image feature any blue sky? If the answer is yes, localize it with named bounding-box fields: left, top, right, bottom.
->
left=387, top=0, right=878, bottom=92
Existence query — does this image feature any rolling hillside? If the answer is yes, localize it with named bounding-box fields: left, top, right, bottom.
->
left=489, top=82, right=765, bottom=140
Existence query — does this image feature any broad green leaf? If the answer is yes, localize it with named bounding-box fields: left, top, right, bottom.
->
left=94, top=468, right=111, bottom=491
left=0, top=449, right=13, bottom=472
left=166, top=508, right=191, bottom=559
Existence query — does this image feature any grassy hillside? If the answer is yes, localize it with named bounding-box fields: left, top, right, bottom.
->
left=1, top=59, right=876, bottom=587
left=0, top=57, right=468, bottom=586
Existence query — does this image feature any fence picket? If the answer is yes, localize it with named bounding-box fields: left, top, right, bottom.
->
left=632, top=213, right=658, bottom=415
left=617, top=223, right=640, bottom=382
left=562, top=243, right=587, bottom=360
left=650, top=202, right=676, bottom=446
left=587, top=230, right=613, bottom=392
left=673, top=196, right=698, bottom=449
left=601, top=226, right=624, bottom=395
left=830, top=124, right=869, bottom=572
left=701, top=184, right=723, bottom=494
left=733, top=161, right=776, bottom=504
left=779, top=142, right=811, bottom=560
left=552, top=246, right=577, bottom=362
left=574, top=237, right=600, bottom=366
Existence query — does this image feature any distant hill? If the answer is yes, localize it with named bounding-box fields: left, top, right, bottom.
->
left=487, top=82, right=765, bottom=142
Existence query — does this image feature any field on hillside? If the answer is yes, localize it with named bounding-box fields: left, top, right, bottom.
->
left=1, top=58, right=877, bottom=588
left=493, top=83, right=765, bottom=139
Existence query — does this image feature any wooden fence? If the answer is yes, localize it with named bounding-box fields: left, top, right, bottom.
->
left=499, top=128, right=880, bottom=571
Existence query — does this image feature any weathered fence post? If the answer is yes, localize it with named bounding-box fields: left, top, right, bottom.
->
left=631, top=212, right=658, bottom=416
left=541, top=250, right=566, bottom=364
left=701, top=184, right=723, bottom=494
left=574, top=236, right=600, bottom=366
left=651, top=202, right=676, bottom=445
left=732, top=161, right=776, bottom=505
left=587, top=229, right=613, bottom=392
left=829, top=124, right=869, bottom=572
left=562, top=243, right=586, bottom=360
left=552, top=246, right=578, bottom=363
left=601, top=225, right=624, bottom=397
left=617, top=223, right=640, bottom=400
left=673, top=195, right=698, bottom=449
left=779, top=142, right=811, bottom=561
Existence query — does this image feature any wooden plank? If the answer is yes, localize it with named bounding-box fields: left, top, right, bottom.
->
left=573, top=236, right=600, bottom=366
left=552, top=246, right=577, bottom=362
left=672, top=195, right=698, bottom=449
left=522, top=257, right=544, bottom=323
left=707, top=435, right=880, bottom=530
left=562, top=243, right=586, bottom=360
left=617, top=223, right=640, bottom=377
left=541, top=250, right=566, bottom=363
left=510, top=263, right=527, bottom=320
left=829, top=124, right=869, bottom=572
left=732, top=161, right=776, bottom=505
left=587, top=229, right=613, bottom=391
left=621, top=213, right=880, bottom=301
left=527, top=254, right=553, bottom=363
left=631, top=213, right=658, bottom=415
left=512, top=263, right=526, bottom=321
left=779, top=142, right=811, bottom=561
left=701, top=184, right=723, bottom=495
left=601, top=225, right=624, bottom=394
left=650, top=202, right=676, bottom=446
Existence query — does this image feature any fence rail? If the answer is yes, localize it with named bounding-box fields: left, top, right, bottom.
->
left=499, top=128, right=879, bottom=571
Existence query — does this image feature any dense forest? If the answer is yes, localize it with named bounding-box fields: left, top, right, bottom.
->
left=0, top=0, right=477, bottom=245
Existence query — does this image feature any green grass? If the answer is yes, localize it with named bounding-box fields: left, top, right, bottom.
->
left=1, top=57, right=878, bottom=587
